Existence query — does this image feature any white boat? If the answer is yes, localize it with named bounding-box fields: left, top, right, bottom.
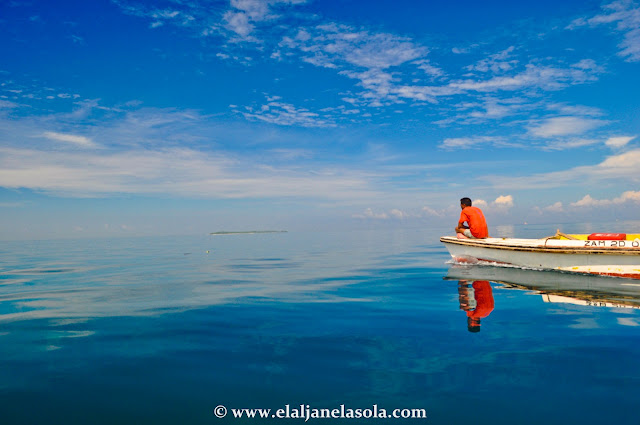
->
left=440, top=231, right=640, bottom=279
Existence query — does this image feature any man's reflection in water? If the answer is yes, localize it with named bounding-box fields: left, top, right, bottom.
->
left=458, top=280, right=495, bottom=332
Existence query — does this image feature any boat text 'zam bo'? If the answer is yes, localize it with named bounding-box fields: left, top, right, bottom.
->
left=584, top=240, right=640, bottom=247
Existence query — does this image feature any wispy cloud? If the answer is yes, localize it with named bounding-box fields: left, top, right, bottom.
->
left=237, top=96, right=336, bottom=127
left=435, top=96, right=534, bottom=126
left=444, top=60, right=603, bottom=94
left=0, top=99, right=19, bottom=109
left=528, top=116, right=609, bottom=137
left=0, top=146, right=378, bottom=200
left=352, top=208, right=389, bottom=219
left=352, top=205, right=444, bottom=220
left=113, top=0, right=608, bottom=130
left=0, top=103, right=383, bottom=201
left=112, top=0, right=201, bottom=30
left=542, top=138, right=601, bottom=151
left=224, top=0, right=308, bottom=40
left=280, top=23, right=428, bottom=70
left=546, top=103, right=605, bottom=117
left=466, top=46, right=518, bottom=73
left=279, top=22, right=433, bottom=106
left=349, top=59, right=604, bottom=110
left=569, top=0, right=640, bottom=62
left=42, top=131, right=97, bottom=148
left=486, top=149, right=640, bottom=190
left=113, top=0, right=308, bottom=42
left=438, top=136, right=505, bottom=150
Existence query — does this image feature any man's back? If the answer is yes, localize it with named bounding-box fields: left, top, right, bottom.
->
left=460, top=206, right=488, bottom=238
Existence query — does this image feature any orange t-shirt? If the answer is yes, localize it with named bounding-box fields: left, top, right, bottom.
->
left=459, top=206, right=489, bottom=238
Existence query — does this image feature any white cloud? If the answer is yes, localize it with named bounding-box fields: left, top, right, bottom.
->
left=544, top=201, right=564, bottom=212
left=598, top=148, right=640, bottom=167
left=414, top=60, right=444, bottom=78
left=571, top=194, right=607, bottom=207
left=614, top=190, right=640, bottom=203
left=605, top=135, right=636, bottom=147
left=353, top=206, right=447, bottom=220
left=230, top=0, right=271, bottom=20
left=353, top=208, right=389, bottom=219
left=473, top=199, right=488, bottom=208
left=231, top=0, right=307, bottom=21
left=390, top=208, right=405, bottom=219
left=42, top=131, right=97, bottom=147
left=467, top=97, right=521, bottom=120
left=421, top=206, right=442, bottom=217
left=439, top=137, right=477, bottom=149
left=570, top=191, right=640, bottom=207
left=436, top=97, right=536, bottom=126
left=493, top=195, right=514, bottom=208
left=486, top=149, right=640, bottom=191
left=528, top=116, right=608, bottom=137
left=223, top=0, right=308, bottom=40
left=224, top=10, right=255, bottom=39
left=438, top=136, right=502, bottom=150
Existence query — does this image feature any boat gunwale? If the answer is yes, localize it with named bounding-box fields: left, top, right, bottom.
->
left=439, top=236, right=640, bottom=256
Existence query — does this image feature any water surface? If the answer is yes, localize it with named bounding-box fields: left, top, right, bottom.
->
left=1, top=226, right=639, bottom=424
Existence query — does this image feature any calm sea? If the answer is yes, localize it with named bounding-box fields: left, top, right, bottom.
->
left=1, top=224, right=640, bottom=424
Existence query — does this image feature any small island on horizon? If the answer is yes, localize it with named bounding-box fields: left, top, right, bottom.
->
left=209, top=230, right=288, bottom=235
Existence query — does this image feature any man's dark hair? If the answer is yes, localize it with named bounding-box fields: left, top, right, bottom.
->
left=460, top=197, right=472, bottom=207
left=468, top=317, right=481, bottom=332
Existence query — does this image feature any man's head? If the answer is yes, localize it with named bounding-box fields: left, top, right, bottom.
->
left=460, top=197, right=472, bottom=209
left=467, top=317, right=481, bottom=332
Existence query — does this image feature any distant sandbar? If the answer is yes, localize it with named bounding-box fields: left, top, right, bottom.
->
left=209, top=230, right=288, bottom=235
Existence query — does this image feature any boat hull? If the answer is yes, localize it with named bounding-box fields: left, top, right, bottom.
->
left=440, top=236, right=640, bottom=279
left=444, top=264, right=640, bottom=308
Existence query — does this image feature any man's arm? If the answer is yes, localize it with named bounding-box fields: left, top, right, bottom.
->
left=455, top=211, right=469, bottom=233
left=458, top=210, right=469, bottom=228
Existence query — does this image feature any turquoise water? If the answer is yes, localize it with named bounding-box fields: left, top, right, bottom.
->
left=1, top=226, right=640, bottom=424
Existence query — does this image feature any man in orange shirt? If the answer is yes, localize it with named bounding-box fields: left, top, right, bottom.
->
left=458, top=280, right=495, bottom=333
left=455, top=197, right=489, bottom=239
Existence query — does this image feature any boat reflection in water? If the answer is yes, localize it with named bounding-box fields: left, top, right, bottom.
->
left=446, top=264, right=640, bottom=331
left=457, top=280, right=495, bottom=332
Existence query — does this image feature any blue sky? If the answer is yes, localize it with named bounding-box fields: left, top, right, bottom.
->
left=1, top=0, right=639, bottom=239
